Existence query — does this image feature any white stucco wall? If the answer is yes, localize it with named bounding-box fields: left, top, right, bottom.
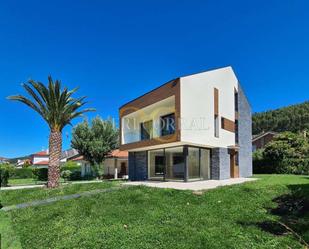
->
left=32, top=155, right=49, bottom=164
left=103, top=158, right=128, bottom=175
left=180, top=66, right=238, bottom=148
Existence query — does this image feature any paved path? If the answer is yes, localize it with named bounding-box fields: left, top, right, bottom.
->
left=124, top=178, right=258, bottom=191
left=1, top=186, right=125, bottom=212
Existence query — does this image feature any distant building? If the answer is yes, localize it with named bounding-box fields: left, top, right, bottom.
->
left=0, top=157, right=8, bottom=164
left=68, top=149, right=129, bottom=179
left=252, top=132, right=277, bottom=151
left=61, top=149, right=79, bottom=164
left=31, top=150, right=49, bottom=168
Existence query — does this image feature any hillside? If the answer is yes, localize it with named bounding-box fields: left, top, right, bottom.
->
left=252, top=101, right=309, bottom=135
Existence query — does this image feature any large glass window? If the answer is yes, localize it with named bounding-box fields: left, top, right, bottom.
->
left=188, top=147, right=200, bottom=179
left=148, top=149, right=164, bottom=179
left=200, top=149, right=210, bottom=180
left=160, top=113, right=175, bottom=136
left=140, top=120, right=153, bottom=140
left=214, top=115, right=219, bottom=138
left=165, top=147, right=184, bottom=180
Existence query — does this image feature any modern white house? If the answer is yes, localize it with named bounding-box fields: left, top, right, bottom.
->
left=119, top=66, right=252, bottom=181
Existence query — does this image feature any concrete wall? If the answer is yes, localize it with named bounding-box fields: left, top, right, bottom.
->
left=103, top=158, right=128, bottom=175
left=238, top=84, right=252, bottom=177
left=180, top=67, right=238, bottom=148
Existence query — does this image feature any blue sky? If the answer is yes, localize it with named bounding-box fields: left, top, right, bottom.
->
left=0, top=0, right=308, bottom=158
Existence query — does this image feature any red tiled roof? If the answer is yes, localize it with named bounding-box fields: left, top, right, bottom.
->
left=72, top=155, right=84, bottom=161
left=33, top=160, right=49, bottom=165
left=108, top=149, right=128, bottom=158
left=69, top=149, right=128, bottom=162
left=33, top=151, right=49, bottom=156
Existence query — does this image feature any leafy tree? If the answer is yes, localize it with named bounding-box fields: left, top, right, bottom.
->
left=71, top=116, right=119, bottom=166
left=253, top=132, right=309, bottom=174
left=8, top=77, right=94, bottom=188
left=253, top=101, right=309, bottom=135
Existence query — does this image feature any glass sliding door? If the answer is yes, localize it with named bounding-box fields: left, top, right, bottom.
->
left=148, top=149, right=164, bottom=180
left=165, top=147, right=185, bottom=180
left=200, top=149, right=211, bottom=180
left=188, top=147, right=200, bottom=180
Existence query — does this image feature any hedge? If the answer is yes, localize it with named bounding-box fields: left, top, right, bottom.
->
left=253, top=158, right=309, bottom=175
left=0, top=167, right=10, bottom=187
left=10, top=168, right=34, bottom=179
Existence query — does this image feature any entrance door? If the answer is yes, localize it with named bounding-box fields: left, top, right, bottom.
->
left=230, top=151, right=239, bottom=178
left=120, top=162, right=127, bottom=175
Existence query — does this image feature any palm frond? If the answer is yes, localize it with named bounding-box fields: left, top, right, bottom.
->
left=8, top=76, right=95, bottom=132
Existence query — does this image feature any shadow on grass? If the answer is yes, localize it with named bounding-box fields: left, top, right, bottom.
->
left=239, top=182, right=309, bottom=245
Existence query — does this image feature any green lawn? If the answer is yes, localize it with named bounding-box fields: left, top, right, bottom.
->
left=1, top=175, right=308, bottom=249
left=8, top=178, right=45, bottom=186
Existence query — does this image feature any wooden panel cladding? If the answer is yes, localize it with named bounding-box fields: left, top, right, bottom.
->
left=119, top=78, right=181, bottom=150
left=214, top=88, right=219, bottom=115
left=120, top=79, right=180, bottom=117
left=221, top=117, right=235, bottom=133
left=120, top=134, right=178, bottom=151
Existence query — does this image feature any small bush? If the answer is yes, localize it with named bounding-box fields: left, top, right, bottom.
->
left=32, top=168, right=48, bottom=181
left=10, top=168, right=33, bottom=179
left=61, top=161, right=80, bottom=172
left=0, top=166, right=10, bottom=187
left=61, top=170, right=72, bottom=182
left=69, top=171, right=82, bottom=181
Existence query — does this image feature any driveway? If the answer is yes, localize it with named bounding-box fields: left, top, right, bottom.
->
left=123, top=178, right=257, bottom=191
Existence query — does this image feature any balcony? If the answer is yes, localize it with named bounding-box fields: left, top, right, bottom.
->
left=121, top=96, right=177, bottom=149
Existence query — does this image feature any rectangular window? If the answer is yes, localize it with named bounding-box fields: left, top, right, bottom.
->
left=188, top=147, right=200, bottom=179
left=140, top=120, right=153, bottom=140
left=155, top=156, right=165, bottom=175
left=160, top=113, right=175, bottom=136
left=235, top=120, right=239, bottom=144
left=234, top=90, right=239, bottom=112
left=214, top=115, right=219, bottom=138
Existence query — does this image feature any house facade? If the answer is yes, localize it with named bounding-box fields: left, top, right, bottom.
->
left=31, top=150, right=49, bottom=168
left=119, top=66, right=252, bottom=181
left=252, top=131, right=277, bottom=151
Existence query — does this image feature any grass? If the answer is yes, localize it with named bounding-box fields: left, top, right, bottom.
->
left=8, top=178, right=45, bottom=186
left=1, top=175, right=308, bottom=249
left=0, top=181, right=118, bottom=206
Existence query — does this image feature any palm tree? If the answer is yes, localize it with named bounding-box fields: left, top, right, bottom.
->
left=8, top=76, right=94, bottom=188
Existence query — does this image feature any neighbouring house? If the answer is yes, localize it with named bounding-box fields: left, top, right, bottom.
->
left=119, top=66, right=252, bottom=181
left=16, top=159, right=31, bottom=168
left=103, top=149, right=128, bottom=179
left=60, top=148, right=79, bottom=164
left=31, top=150, right=49, bottom=168
left=68, top=149, right=129, bottom=179
left=252, top=131, right=277, bottom=151
left=69, top=155, right=92, bottom=177
left=0, top=157, right=8, bottom=164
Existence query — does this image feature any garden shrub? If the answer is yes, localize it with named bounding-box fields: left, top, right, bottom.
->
left=10, top=168, right=33, bottom=179
left=61, top=161, right=80, bottom=172
left=0, top=166, right=10, bottom=187
left=32, top=168, right=48, bottom=181
left=253, top=132, right=309, bottom=174
left=69, top=171, right=82, bottom=181
left=61, top=170, right=72, bottom=182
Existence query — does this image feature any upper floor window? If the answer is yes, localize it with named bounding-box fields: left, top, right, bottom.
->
left=214, top=115, right=219, bottom=138
left=235, top=90, right=239, bottom=112
left=160, top=113, right=175, bottom=136
left=140, top=120, right=153, bottom=140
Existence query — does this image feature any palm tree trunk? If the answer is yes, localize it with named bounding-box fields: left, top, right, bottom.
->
left=47, top=131, right=62, bottom=188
